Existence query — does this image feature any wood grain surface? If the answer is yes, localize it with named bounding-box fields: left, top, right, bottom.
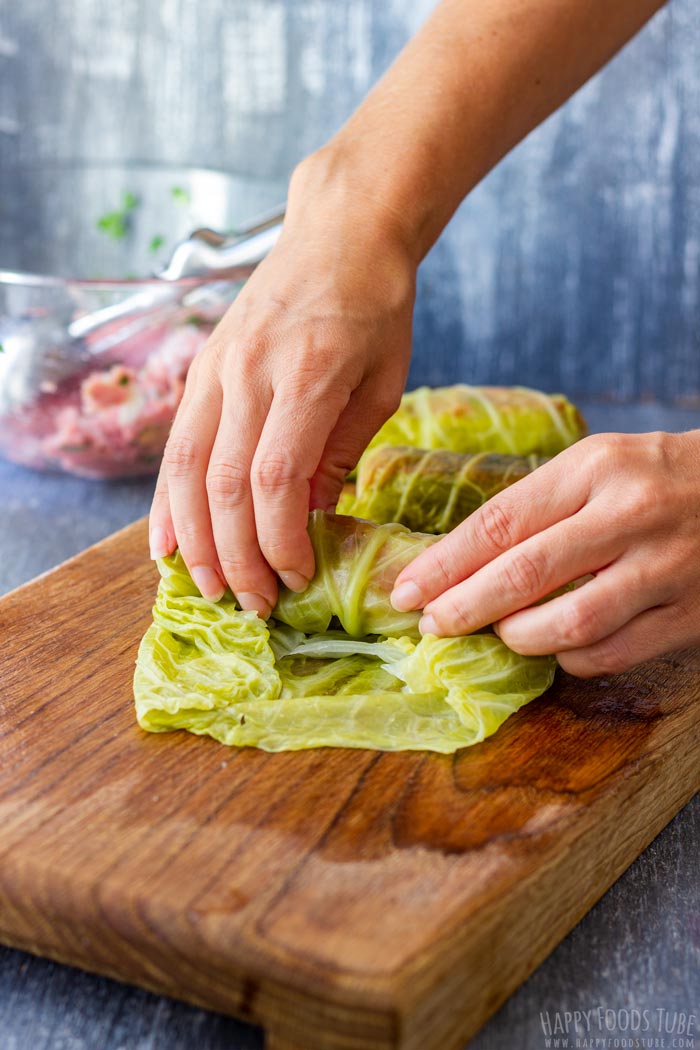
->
left=0, top=518, right=698, bottom=1050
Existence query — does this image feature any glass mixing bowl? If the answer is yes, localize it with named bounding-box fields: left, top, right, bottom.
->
left=0, top=162, right=285, bottom=478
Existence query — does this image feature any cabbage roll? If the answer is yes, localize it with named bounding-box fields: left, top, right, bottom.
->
left=134, top=511, right=556, bottom=753
left=359, top=385, right=586, bottom=469
left=341, top=446, right=547, bottom=533
left=274, top=511, right=439, bottom=638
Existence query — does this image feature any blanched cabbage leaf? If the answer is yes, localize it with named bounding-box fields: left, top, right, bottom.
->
left=356, top=385, right=586, bottom=474
left=340, top=446, right=547, bottom=532
left=274, top=512, right=439, bottom=639
left=135, top=514, right=556, bottom=753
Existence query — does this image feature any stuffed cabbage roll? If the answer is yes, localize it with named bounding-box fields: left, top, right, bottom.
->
left=341, top=446, right=547, bottom=533
left=358, top=385, right=586, bottom=470
left=274, top=511, right=439, bottom=638
left=134, top=511, right=556, bottom=753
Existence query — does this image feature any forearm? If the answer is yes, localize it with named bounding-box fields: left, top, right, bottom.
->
left=294, top=0, right=666, bottom=259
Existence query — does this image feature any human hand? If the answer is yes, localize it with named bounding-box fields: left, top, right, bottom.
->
left=148, top=148, right=417, bottom=616
left=391, top=431, right=700, bottom=677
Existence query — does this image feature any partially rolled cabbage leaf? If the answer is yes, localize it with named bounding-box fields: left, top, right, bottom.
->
left=135, top=512, right=556, bottom=753
left=274, top=512, right=439, bottom=638
left=356, top=385, right=586, bottom=473
left=340, top=446, right=548, bottom=532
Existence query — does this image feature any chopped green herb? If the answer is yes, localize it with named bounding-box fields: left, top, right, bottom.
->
left=95, top=190, right=139, bottom=240
left=0, top=343, right=4, bottom=354
left=149, top=234, right=166, bottom=254
left=118, top=374, right=131, bottom=386
left=170, top=185, right=190, bottom=205
left=96, top=211, right=128, bottom=240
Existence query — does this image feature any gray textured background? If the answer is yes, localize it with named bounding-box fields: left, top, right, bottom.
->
left=1, top=0, right=699, bottom=403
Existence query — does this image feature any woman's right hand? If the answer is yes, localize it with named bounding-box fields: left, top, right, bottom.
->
left=148, top=146, right=418, bottom=616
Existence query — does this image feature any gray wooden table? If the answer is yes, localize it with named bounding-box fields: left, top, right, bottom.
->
left=0, top=401, right=698, bottom=1050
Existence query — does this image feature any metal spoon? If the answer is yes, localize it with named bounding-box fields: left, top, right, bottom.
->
left=69, top=203, right=285, bottom=338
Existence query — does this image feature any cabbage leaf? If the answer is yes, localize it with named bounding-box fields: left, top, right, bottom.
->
left=135, top=519, right=556, bottom=753
left=274, top=513, right=439, bottom=639
left=340, top=446, right=548, bottom=532
left=356, top=385, right=586, bottom=475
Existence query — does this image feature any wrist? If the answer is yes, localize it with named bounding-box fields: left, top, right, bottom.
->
left=286, top=142, right=424, bottom=267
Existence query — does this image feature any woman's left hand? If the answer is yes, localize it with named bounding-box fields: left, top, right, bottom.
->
left=390, top=430, right=700, bottom=677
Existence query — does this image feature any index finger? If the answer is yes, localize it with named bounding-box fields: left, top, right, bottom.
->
left=251, top=379, right=352, bottom=587
left=390, top=452, right=588, bottom=611
left=206, top=384, right=279, bottom=615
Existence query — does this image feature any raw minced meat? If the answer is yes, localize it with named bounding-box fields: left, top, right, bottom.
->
left=1, top=323, right=212, bottom=478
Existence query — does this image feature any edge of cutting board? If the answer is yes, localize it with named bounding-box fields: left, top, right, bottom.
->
left=0, top=517, right=698, bottom=1050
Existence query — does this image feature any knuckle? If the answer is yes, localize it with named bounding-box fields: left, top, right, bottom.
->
left=184, top=339, right=221, bottom=385
left=426, top=545, right=458, bottom=593
left=258, top=535, right=294, bottom=565
left=235, top=341, right=267, bottom=380
left=217, top=552, right=254, bottom=586
left=372, top=389, right=403, bottom=420
left=608, top=479, right=659, bottom=525
left=627, top=479, right=659, bottom=519
left=164, top=434, right=198, bottom=477
left=585, top=432, right=625, bottom=473
left=296, top=380, right=350, bottom=417
left=559, top=594, right=605, bottom=649
left=620, top=559, right=645, bottom=591
left=289, top=357, right=329, bottom=385
left=499, top=551, right=542, bottom=602
left=436, top=592, right=471, bottom=634
left=202, top=337, right=226, bottom=366
left=479, top=498, right=515, bottom=554
left=644, top=429, right=671, bottom=469
left=252, top=455, right=299, bottom=493
left=206, top=460, right=250, bottom=509
left=172, top=519, right=203, bottom=553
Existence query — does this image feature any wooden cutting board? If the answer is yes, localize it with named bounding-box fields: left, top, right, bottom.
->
left=0, top=518, right=698, bottom=1050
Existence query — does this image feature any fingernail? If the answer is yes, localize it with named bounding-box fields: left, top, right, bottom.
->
left=191, top=566, right=226, bottom=602
left=278, top=570, right=310, bottom=593
left=236, top=592, right=272, bottom=618
left=149, top=525, right=170, bottom=560
left=419, top=613, right=438, bottom=636
left=391, top=580, right=423, bottom=612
